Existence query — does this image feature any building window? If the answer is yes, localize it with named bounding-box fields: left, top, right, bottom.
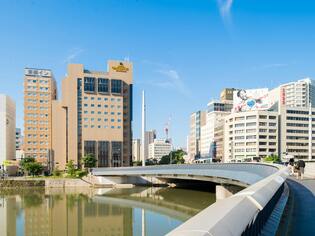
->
left=112, top=141, right=122, bottom=167
left=98, top=141, right=110, bottom=167
left=98, top=78, right=109, bottom=93
left=84, top=141, right=96, bottom=156
left=111, top=80, right=122, bottom=94
left=84, top=77, right=95, bottom=92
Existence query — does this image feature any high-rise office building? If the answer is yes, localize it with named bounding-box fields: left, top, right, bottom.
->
left=200, top=101, right=232, bottom=158
left=0, top=94, right=16, bottom=164
left=148, top=139, right=172, bottom=160
left=52, top=60, right=133, bottom=169
left=144, top=130, right=156, bottom=159
left=15, top=128, right=22, bottom=150
left=23, top=68, right=57, bottom=162
left=132, top=139, right=141, bottom=162
left=188, top=111, right=206, bottom=160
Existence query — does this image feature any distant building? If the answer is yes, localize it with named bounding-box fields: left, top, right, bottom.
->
left=188, top=111, right=206, bottom=160
left=132, top=139, right=141, bottom=162
left=144, top=130, right=156, bottom=159
left=200, top=101, right=231, bottom=159
left=148, top=139, right=172, bottom=160
left=23, top=68, right=57, bottom=162
left=52, top=61, right=133, bottom=169
left=220, top=88, right=236, bottom=103
left=280, top=78, right=315, bottom=108
left=0, top=94, right=16, bottom=164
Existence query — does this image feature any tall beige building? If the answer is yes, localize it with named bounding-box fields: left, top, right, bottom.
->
left=23, top=69, right=57, bottom=162
left=52, top=60, right=133, bottom=169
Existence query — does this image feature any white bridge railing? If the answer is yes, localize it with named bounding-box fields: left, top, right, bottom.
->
left=166, top=166, right=289, bottom=236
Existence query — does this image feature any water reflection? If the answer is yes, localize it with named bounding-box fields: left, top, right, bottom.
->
left=0, top=187, right=215, bottom=236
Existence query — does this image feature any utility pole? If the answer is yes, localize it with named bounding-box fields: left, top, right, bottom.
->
left=141, top=90, right=146, bottom=166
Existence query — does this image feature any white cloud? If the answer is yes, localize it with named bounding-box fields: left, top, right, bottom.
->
left=63, top=48, right=84, bottom=64
left=155, top=69, right=192, bottom=97
left=217, top=0, right=234, bottom=24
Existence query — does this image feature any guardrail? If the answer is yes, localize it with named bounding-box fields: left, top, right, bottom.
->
left=166, top=166, right=289, bottom=236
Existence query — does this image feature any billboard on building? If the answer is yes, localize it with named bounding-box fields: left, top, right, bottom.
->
left=233, top=88, right=270, bottom=112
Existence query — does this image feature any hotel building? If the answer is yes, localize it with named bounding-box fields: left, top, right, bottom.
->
left=23, top=68, right=57, bottom=162
left=0, top=94, right=16, bottom=164
left=52, top=60, right=133, bottom=169
left=224, top=110, right=279, bottom=162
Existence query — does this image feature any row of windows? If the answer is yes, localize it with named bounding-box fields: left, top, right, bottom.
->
left=26, top=120, right=49, bottom=124
left=27, top=141, right=49, bottom=145
left=26, top=113, right=48, bottom=118
left=26, top=86, right=49, bottom=91
left=287, top=110, right=309, bottom=115
left=27, top=134, right=49, bottom=138
left=232, top=115, right=277, bottom=121
left=83, top=97, right=121, bottom=102
left=26, top=99, right=49, bottom=104
left=83, top=125, right=122, bottom=129
left=26, top=92, right=50, bottom=97
left=83, top=118, right=121, bottom=122
left=27, top=79, right=49, bottom=84
left=83, top=104, right=122, bottom=109
left=83, top=111, right=122, bottom=115
left=84, top=77, right=122, bottom=94
left=26, top=106, right=48, bottom=110
left=26, top=127, right=48, bottom=131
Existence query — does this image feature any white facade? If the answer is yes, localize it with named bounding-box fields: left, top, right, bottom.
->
left=224, top=110, right=279, bottom=162
left=280, top=78, right=315, bottom=108
left=0, top=95, right=16, bottom=164
left=132, top=139, right=141, bottom=162
left=148, top=139, right=172, bottom=160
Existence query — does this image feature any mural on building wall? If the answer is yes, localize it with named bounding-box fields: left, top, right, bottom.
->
left=233, top=88, right=271, bottom=112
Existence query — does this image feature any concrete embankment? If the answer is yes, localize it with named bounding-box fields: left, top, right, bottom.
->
left=0, top=178, right=91, bottom=188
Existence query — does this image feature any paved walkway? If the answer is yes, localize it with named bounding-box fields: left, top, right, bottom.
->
left=282, top=178, right=315, bottom=235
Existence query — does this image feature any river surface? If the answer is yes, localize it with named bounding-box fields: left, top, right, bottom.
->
left=0, top=187, right=216, bottom=236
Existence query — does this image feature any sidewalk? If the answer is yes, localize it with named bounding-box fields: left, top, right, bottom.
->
left=281, top=178, right=315, bottom=235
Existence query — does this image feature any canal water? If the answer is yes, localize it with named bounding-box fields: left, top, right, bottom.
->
left=0, top=187, right=216, bottom=236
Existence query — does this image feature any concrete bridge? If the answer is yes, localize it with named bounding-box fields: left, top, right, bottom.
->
left=91, top=163, right=289, bottom=236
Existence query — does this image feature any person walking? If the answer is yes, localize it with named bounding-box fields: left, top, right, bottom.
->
left=288, top=158, right=295, bottom=176
left=297, top=159, right=306, bottom=180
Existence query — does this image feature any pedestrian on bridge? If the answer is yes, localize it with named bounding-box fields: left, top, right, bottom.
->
left=296, top=160, right=306, bottom=180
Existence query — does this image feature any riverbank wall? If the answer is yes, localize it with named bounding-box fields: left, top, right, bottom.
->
left=0, top=178, right=91, bottom=188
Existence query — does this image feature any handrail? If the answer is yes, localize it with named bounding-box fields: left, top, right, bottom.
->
left=166, top=166, right=289, bottom=236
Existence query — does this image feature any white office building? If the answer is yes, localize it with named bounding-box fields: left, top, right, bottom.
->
left=224, top=110, right=279, bottom=162
left=0, top=95, right=16, bottom=165
left=148, top=139, right=172, bottom=160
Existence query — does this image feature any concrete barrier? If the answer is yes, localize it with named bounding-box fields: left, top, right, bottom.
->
left=166, top=167, right=289, bottom=236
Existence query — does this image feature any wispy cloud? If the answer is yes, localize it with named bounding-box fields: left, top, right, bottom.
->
left=63, top=48, right=84, bottom=64
left=154, top=69, right=192, bottom=97
left=216, top=0, right=234, bottom=25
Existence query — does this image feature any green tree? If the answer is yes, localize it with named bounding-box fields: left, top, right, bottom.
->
left=81, top=154, right=97, bottom=169
left=159, top=155, right=170, bottom=165
left=25, top=162, right=44, bottom=176
left=20, top=157, right=35, bottom=171
left=264, top=154, right=281, bottom=163
left=159, top=149, right=186, bottom=165
left=65, top=160, right=76, bottom=177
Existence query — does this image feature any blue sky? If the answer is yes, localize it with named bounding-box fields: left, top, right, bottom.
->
left=1, top=0, right=315, bottom=147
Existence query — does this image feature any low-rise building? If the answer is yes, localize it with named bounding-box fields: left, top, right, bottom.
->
left=148, top=139, right=172, bottom=160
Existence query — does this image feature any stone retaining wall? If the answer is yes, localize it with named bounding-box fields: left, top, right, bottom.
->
left=0, top=178, right=91, bottom=188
